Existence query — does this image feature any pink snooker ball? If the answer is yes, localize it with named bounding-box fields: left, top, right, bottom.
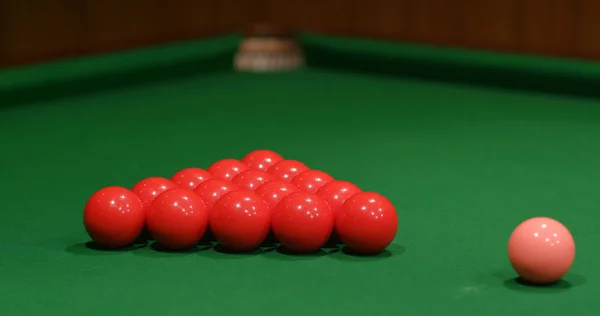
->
left=507, top=217, right=575, bottom=285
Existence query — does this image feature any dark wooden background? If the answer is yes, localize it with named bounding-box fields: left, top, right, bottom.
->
left=1, top=0, right=599, bottom=68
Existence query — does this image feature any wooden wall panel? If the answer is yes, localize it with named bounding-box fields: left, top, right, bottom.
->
left=261, top=0, right=600, bottom=59
left=162, top=2, right=217, bottom=40
left=0, top=0, right=87, bottom=66
left=457, top=0, right=521, bottom=51
left=0, top=0, right=240, bottom=68
left=261, top=1, right=305, bottom=31
left=347, top=0, right=411, bottom=39
left=2, top=0, right=600, bottom=67
left=215, top=0, right=261, bottom=35
left=266, top=0, right=520, bottom=53
left=520, top=0, right=580, bottom=57
left=83, top=0, right=166, bottom=51
left=264, top=0, right=352, bottom=35
left=577, top=0, right=600, bottom=59
left=401, top=0, right=465, bottom=46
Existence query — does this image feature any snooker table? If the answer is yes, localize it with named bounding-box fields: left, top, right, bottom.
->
left=1, top=33, right=599, bottom=315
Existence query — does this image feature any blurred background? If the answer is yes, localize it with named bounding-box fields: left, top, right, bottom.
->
left=1, top=0, right=598, bottom=68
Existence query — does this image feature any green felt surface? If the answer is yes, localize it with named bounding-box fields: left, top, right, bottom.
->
left=1, top=34, right=599, bottom=315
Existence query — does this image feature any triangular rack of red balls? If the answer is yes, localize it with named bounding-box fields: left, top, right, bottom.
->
left=83, top=149, right=399, bottom=255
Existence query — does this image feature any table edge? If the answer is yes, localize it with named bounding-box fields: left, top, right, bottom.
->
left=300, top=33, right=600, bottom=99
left=2, top=33, right=600, bottom=108
left=0, top=35, right=240, bottom=107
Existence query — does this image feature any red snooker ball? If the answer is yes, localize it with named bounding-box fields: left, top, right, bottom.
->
left=208, top=159, right=249, bottom=181
left=146, top=188, right=208, bottom=250
left=271, top=191, right=334, bottom=253
left=290, top=169, right=334, bottom=193
left=170, top=168, right=214, bottom=191
left=210, top=190, right=270, bottom=252
left=83, top=186, right=145, bottom=249
left=316, top=180, right=362, bottom=216
left=193, top=178, right=241, bottom=216
left=242, top=149, right=284, bottom=171
left=131, top=177, right=178, bottom=212
left=255, top=180, right=300, bottom=212
left=337, top=192, right=398, bottom=254
left=266, top=160, right=309, bottom=182
left=231, top=169, right=277, bottom=192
